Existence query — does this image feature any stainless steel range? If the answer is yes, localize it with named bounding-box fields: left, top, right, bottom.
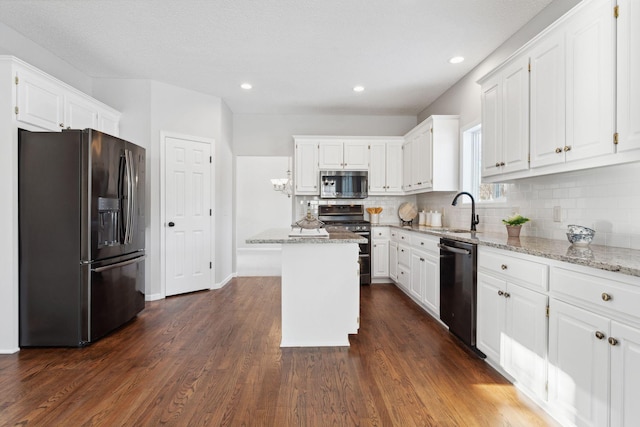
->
left=318, top=204, right=371, bottom=285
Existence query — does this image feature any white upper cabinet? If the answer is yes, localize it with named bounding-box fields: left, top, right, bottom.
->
left=14, top=60, right=121, bottom=136
left=403, top=115, right=459, bottom=193
left=529, top=28, right=566, bottom=168
left=617, top=0, right=640, bottom=153
left=15, top=66, right=65, bottom=131
left=480, top=54, right=529, bottom=177
left=564, top=0, right=616, bottom=162
left=294, top=139, right=319, bottom=195
left=318, top=140, right=368, bottom=170
left=369, top=140, right=403, bottom=195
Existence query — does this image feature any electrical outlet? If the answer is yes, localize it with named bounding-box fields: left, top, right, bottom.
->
left=553, top=206, right=562, bottom=222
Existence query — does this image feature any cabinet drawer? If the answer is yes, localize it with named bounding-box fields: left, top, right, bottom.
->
left=372, top=227, right=390, bottom=240
left=551, top=267, right=640, bottom=321
left=411, top=234, right=439, bottom=253
left=479, top=248, right=548, bottom=292
left=397, top=230, right=411, bottom=244
left=398, top=243, right=411, bottom=267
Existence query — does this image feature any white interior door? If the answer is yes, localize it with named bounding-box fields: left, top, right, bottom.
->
left=164, top=135, right=212, bottom=296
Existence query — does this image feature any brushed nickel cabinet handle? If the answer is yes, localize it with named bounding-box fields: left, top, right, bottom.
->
left=595, top=331, right=605, bottom=340
left=608, top=337, right=618, bottom=346
left=498, top=290, right=504, bottom=296
left=555, top=147, right=562, bottom=153
left=501, top=264, right=508, bottom=270
left=602, top=293, right=612, bottom=302
left=504, top=292, right=511, bottom=298
left=564, top=145, right=572, bottom=152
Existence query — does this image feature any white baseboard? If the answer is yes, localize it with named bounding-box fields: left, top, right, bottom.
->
left=212, top=272, right=236, bottom=290
left=145, top=293, right=164, bottom=301
left=0, top=347, right=20, bottom=354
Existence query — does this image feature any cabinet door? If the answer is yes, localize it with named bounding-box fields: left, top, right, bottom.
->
left=385, top=141, right=404, bottom=193
left=503, top=283, right=548, bottom=400
left=409, top=250, right=425, bottom=301
left=389, top=241, right=398, bottom=282
left=548, top=299, right=609, bottom=427
left=402, top=141, right=413, bottom=191
left=480, top=76, right=501, bottom=178
left=98, top=110, right=120, bottom=137
left=318, top=142, right=344, bottom=169
left=368, top=142, right=387, bottom=194
left=564, top=0, right=616, bottom=163
left=501, top=55, right=530, bottom=174
left=476, top=272, right=506, bottom=363
left=15, top=67, right=65, bottom=131
left=343, top=141, right=369, bottom=170
left=372, top=240, right=389, bottom=278
left=617, top=0, right=640, bottom=153
left=411, top=130, right=431, bottom=189
left=610, top=321, right=640, bottom=427
left=294, top=141, right=319, bottom=195
left=421, top=253, right=439, bottom=315
left=530, top=29, right=566, bottom=168
left=65, top=93, right=99, bottom=130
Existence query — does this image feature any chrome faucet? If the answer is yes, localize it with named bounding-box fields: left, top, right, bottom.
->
left=451, top=192, right=480, bottom=232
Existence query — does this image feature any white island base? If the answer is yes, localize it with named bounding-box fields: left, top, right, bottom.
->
left=281, top=243, right=360, bottom=347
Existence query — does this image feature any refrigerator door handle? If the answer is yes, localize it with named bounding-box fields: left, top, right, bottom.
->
left=124, top=149, right=134, bottom=244
left=92, top=255, right=146, bottom=273
left=129, top=149, right=136, bottom=244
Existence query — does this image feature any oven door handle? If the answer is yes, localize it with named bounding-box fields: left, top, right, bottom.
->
left=438, top=243, right=470, bottom=255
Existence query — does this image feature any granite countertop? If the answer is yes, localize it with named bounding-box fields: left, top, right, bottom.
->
left=246, top=228, right=367, bottom=244
left=379, top=224, right=640, bottom=277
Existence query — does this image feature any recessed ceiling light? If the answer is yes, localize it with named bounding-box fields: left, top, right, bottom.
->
left=449, top=56, right=464, bottom=64
left=240, top=83, right=252, bottom=90
left=353, top=85, right=365, bottom=92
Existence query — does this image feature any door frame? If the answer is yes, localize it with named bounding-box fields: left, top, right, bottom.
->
left=160, top=131, right=215, bottom=298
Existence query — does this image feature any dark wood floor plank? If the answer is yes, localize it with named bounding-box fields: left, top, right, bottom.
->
left=0, top=277, right=557, bottom=426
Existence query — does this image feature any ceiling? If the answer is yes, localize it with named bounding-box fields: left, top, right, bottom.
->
left=0, top=0, right=553, bottom=115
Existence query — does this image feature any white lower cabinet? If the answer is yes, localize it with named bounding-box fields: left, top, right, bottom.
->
left=477, top=247, right=549, bottom=401
left=548, top=265, right=640, bottom=427
left=372, top=227, right=390, bottom=279
left=477, top=271, right=548, bottom=400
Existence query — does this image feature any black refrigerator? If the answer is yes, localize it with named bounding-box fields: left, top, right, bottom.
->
left=19, top=128, right=146, bottom=347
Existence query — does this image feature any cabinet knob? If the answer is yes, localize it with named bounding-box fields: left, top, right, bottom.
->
left=498, top=290, right=504, bottom=296
left=608, top=337, right=618, bottom=346
left=500, top=162, right=505, bottom=166
left=564, top=145, right=572, bottom=152
left=555, top=147, right=562, bottom=153
left=59, top=123, right=64, bottom=128
left=420, top=258, right=425, bottom=262
left=501, top=264, right=508, bottom=270
left=504, top=292, right=511, bottom=298
left=601, top=293, right=612, bottom=302
left=420, top=242, right=424, bottom=245
left=495, top=162, right=500, bottom=168
left=595, top=331, right=605, bottom=340
left=401, top=249, right=404, bottom=252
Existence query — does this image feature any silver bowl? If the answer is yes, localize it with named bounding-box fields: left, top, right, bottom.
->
left=566, top=227, right=595, bottom=247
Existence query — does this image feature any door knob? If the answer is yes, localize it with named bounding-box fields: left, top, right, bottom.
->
left=168, top=222, right=175, bottom=227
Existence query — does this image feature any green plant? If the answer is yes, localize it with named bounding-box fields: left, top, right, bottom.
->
left=502, top=213, right=530, bottom=226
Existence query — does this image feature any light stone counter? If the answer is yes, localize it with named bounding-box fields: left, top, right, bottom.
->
left=246, top=228, right=367, bottom=244
left=380, top=224, right=640, bottom=277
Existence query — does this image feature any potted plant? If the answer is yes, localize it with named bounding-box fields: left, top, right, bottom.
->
left=502, top=214, right=530, bottom=237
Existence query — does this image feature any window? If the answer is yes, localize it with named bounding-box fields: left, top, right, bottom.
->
left=461, top=123, right=506, bottom=203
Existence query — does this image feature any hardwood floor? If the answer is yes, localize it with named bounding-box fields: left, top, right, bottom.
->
left=0, top=278, right=557, bottom=426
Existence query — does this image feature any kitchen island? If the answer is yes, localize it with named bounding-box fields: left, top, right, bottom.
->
left=246, top=228, right=367, bottom=347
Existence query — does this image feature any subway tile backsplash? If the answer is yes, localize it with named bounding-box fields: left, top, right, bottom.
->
left=417, top=162, right=640, bottom=250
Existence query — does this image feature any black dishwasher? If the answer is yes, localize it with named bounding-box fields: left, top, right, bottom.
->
left=439, top=238, right=483, bottom=355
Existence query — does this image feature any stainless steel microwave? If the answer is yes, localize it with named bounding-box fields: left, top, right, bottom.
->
left=320, top=170, right=368, bottom=199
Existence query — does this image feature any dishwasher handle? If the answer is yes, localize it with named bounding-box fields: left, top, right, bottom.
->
left=438, top=243, right=471, bottom=255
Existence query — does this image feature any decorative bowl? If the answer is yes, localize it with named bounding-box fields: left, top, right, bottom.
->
left=566, top=225, right=595, bottom=246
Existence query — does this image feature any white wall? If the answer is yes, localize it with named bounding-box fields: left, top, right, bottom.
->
left=235, top=156, right=293, bottom=276
left=233, top=114, right=417, bottom=156
left=215, top=101, right=235, bottom=285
